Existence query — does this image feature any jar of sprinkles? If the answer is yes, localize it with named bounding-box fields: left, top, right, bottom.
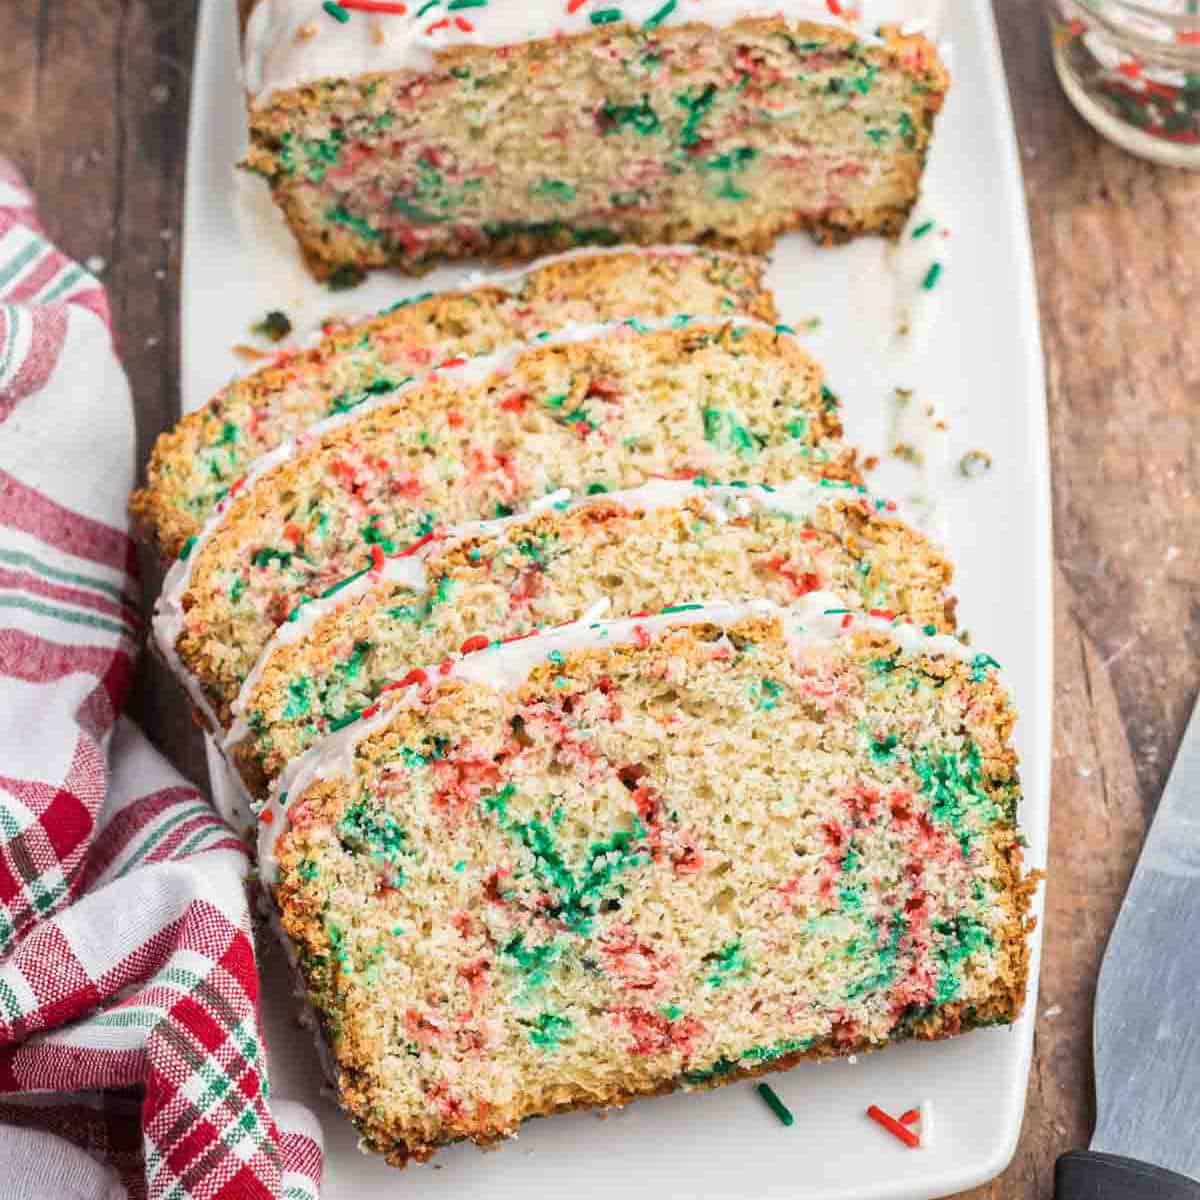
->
left=1049, top=0, right=1200, bottom=167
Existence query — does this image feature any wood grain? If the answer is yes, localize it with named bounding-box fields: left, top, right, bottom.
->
left=3, top=1, right=1199, bottom=1192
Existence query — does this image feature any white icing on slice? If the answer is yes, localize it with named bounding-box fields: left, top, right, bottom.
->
left=243, top=0, right=947, bottom=105
left=258, top=591, right=980, bottom=881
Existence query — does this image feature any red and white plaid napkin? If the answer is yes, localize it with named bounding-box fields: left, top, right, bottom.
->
left=0, top=161, right=323, bottom=1198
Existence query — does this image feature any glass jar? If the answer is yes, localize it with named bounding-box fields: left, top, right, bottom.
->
left=1049, top=0, right=1200, bottom=167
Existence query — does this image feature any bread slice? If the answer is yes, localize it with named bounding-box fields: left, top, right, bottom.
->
left=131, top=247, right=776, bottom=559
left=225, top=478, right=954, bottom=807
left=155, top=320, right=857, bottom=730
left=264, top=598, right=1033, bottom=1167
left=240, top=6, right=948, bottom=279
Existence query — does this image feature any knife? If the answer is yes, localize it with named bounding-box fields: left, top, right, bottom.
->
left=1056, top=694, right=1200, bottom=1199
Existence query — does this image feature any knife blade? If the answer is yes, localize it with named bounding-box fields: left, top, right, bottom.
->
left=1056, top=692, right=1200, bottom=1199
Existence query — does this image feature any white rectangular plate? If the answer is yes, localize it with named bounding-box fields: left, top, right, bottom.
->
left=181, top=3, right=1050, bottom=1196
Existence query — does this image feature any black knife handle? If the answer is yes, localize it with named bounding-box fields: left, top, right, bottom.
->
left=1056, top=1151, right=1200, bottom=1199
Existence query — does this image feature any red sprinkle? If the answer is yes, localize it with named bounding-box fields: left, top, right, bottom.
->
left=454, top=15, right=474, bottom=30
left=840, top=613, right=853, bottom=629
left=826, top=0, right=842, bottom=13
left=499, top=391, right=530, bottom=413
left=259, top=808, right=275, bottom=825
left=438, top=658, right=453, bottom=675
left=370, top=544, right=385, bottom=572
left=567, top=0, right=588, bottom=10
left=339, top=0, right=409, bottom=10
left=426, top=16, right=450, bottom=32
left=399, top=532, right=436, bottom=558
left=898, top=1108, right=920, bottom=1126
left=460, top=634, right=491, bottom=655
left=388, top=668, right=428, bottom=691
left=437, top=355, right=467, bottom=369
left=360, top=702, right=381, bottom=720
left=868, top=608, right=896, bottom=621
left=867, top=1105, right=920, bottom=1149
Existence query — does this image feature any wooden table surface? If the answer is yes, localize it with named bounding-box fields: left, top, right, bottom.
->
left=3, top=1, right=1198, bottom=1193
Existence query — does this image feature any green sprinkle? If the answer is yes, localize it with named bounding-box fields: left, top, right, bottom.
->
left=912, top=220, right=935, bottom=239
left=661, top=1004, right=684, bottom=1021
left=752, top=677, right=783, bottom=711
left=338, top=800, right=409, bottom=882
left=415, top=0, right=439, bottom=14
left=922, top=624, right=937, bottom=636
left=870, top=732, right=899, bottom=762
left=704, top=938, right=749, bottom=988
left=179, top=535, right=197, bottom=561
left=642, top=0, right=675, bottom=28
left=391, top=925, right=405, bottom=936
left=591, top=7, right=623, bottom=24
left=251, top=546, right=292, bottom=569
left=323, top=0, right=349, bottom=21
left=252, top=310, right=292, bottom=342
left=447, top=0, right=486, bottom=7
left=327, top=205, right=381, bottom=241
left=391, top=195, right=447, bottom=226
left=453, top=860, right=466, bottom=873
left=970, top=653, right=1001, bottom=682
left=922, top=262, right=943, bottom=290
left=774, top=322, right=796, bottom=335
left=586, top=482, right=608, bottom=495
left=532, top=179, right=577, bottom=203
left=601, top=96, right=659, bottom=135
left=662, top=603, right=703, bottom=614
left=677, top=83, right=718, bottom=147
left=756, top=1082, right=794, bottom=1127
left=528, top=1011, right=574, bottom=1049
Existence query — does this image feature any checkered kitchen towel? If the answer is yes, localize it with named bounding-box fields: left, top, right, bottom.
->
left=0, top=161, right=323, bottom=1198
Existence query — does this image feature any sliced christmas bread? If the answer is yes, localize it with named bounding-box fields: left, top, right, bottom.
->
left=154, top=319, right=857, bottom=731
left=263, top=598, right=1032, bottom=1167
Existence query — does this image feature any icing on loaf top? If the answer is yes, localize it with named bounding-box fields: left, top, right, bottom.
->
left=243, top=0, right=946, bottom=105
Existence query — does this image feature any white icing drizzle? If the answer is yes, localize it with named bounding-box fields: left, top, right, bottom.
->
left=220, top=474, right=872, bottom=751
left=258, top=590, right=978, bottom=880
left=243, top=0, right=946, bottom=106
left=152, top=312, right=819, bottom=719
